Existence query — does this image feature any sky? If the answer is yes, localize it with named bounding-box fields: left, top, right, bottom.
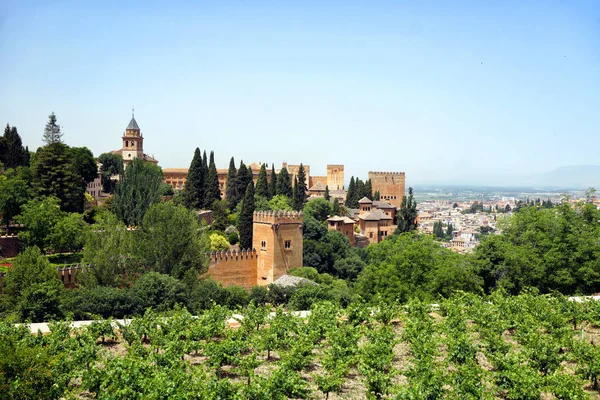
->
left=1, top=0, right=599, bottom=186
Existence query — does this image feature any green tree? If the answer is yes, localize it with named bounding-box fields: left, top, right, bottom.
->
left=345, top=177, right=357, bottom=208
left=332, top=197, right=341, bottom=216
left=374, top=190, right=381, bottom=201
left=205, top=151, right=221, bottom=208
left=136, top=202, right=209, bottom=279
left=324, top=185, right=330, bottom=201
left=268, top=163, right=277, bottom=200
left=112, top=158, right=163, bottom=226
left=0, top=172, right=30, bottom=232
left=98, top=153, right=123, bottom=194
left=48, top=213, right=86, bottom=253
left=42, top=112, right=63, bottom=145
left=130, top=272, right=187, bottom=314
left=210, top=233, right=230, bottom=251
left=69, top=147, right=97, bottom=187
left=2, top=124, right=28, bottom=169
left=255, top=163, right=269, bottom=198
left=211, top=199, right=229, bottom=231
left=269, top=194, right=293, bottom=211
left=446, top=222, right=454, bottom=239
left=1, top=246, right=63, bottom=322
left=356, top=178, right=366, bottom=200
left=238, top=182, right=255, bottom=249
left=365, top=179, right=373, bottom=200
left=295, top=163, right=308, bottom=208
left=276, top=167, right=293, bottom=198
left=225, top=157, right=238, bottom=206
left=183, top=148, right=204, bottom=209
left=82, top=211, right=141, bottom=287
left=234, top=161, right=252, bottom=209
left=395, top=187, right=418, bottom=234
left=16, top=196, right=64, bottom=250
left=32, top=142, right=85, bottom=212
left=357, top=233, right=482, bottom=302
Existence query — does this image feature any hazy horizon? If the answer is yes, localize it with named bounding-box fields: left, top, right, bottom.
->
left=1, top=1, right=599, bottom=185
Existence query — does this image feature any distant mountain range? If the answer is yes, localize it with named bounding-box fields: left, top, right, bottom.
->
left=518, top=166, right=600, bottom=189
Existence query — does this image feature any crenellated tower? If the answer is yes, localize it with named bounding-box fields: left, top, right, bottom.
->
left=253, top=210, right=304, bottom=285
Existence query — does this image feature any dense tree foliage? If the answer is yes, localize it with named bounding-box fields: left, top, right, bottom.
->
left=238, top=182, right=255, bottom=249
left=205, top=151, right=221, bottom=208
left=225, top=157, right=238, bottom=206
left=357, top=233, right=482, bottom=302
left=112, top=158, right=163, bottom=226
left=255, top=163, right=268, bottom=198
left=97, top=152, right=123, bottom=194
left=183, top=148, right=204, bottom=209
left=1, top=124, right=29, bottom=169
left=268, top=163, right=277, bottom=200
left=136, top=202, right=209, bottom=279
left=0, top=168, right=30, bottom=231
left=33, top=142, right=85, bottom=213
left=276, top=166, right=292, bottom=198
left=395, top=187, right=418, bottom=233
left=473, top=202, right=600, bottom=295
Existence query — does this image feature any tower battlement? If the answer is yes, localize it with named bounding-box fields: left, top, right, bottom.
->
left=208, top=249, right=258, bottom=264
left=368, top=171, right=406, bottom=176
left=327, top=164, right=344, bottom=168
left=253, top=210, right=303, bottom=224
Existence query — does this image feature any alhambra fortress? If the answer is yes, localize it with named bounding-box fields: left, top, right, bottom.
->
left=82, top=114, right=406, bottom=288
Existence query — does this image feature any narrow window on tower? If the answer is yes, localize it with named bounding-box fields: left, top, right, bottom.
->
left=284, top=240, right=291, bottom=249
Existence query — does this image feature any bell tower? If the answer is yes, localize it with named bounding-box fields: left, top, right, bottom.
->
left=121, top=108, right=144, bottom=165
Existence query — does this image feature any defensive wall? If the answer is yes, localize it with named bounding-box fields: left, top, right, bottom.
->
left=206, top=249, right=258, bottom=288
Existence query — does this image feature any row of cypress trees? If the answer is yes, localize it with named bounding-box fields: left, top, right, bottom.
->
left=345, top=177, right=374, bottom=208
left=183, top=150, right=310, bottom=248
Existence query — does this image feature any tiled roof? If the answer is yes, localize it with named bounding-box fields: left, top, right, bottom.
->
left=375, top=201, right=395, bottom=209
left=358, top=196, right=373, bottom=204
left=310, top=181, right=327, bottom=191
left=359, top=209, right=393, bottom=221
left=127, top=117, right=140, bottom=130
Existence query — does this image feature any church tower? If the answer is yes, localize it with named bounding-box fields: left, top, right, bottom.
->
left=121, top=109, right=144, bottom=165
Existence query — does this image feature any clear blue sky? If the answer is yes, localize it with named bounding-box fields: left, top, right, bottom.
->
left=1, top=1, right=599, bottom=185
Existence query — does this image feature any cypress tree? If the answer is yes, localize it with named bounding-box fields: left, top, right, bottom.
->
left=295, top=163, right=308, bottom=207
left=236, top=161, right=251, bottom=206
left=374, top=190, right=381, bottom=201
left=395, top=187, right=418, bottom=234
left=225, top=157, right=238, bottom=206
left=332, top=197, right=341, bottom=215
left=345, top=177, right=356, bottom=208
left=3, top=124, right=27, bottom=169
left=42, top=112, right=63, bottom=145
left=446, top=222, right=453, bottom=238
left=356, top=179, right=366, bottom=200
left=238, top=182, right=255, bottom=249
left=184, top=148, right=204, bottom=209
left=276, top=167, right=292, bottom=198
left=292, top=177, right=300, bottom=211
left=365, top=179, right=373, bottom=200
left=324, top=185, right=330, bottom=201
left=268, top=164, right=277, bottom=200
left=204, top=151, right=221, bottom=208
left=255, top=163, right=268, bottom=198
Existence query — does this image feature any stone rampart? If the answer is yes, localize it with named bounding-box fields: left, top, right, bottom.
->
left=206, top=249, right=258, bottom=289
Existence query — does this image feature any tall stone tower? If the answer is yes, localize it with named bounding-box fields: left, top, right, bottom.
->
left=327, top=165, right=345, bottom=190
left=368, top=171, right=406, bottom=208
left=121, top=110, right=144, bottom=165
left=253, top=210, right=304, bottom=285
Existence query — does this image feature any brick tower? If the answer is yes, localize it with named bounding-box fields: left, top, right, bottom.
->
left=327, top=165, right=344, bottom=190
left=368, top=171, right=406, bottom=208
left=121, top=109, right=144, bottom=165
left=253, top=210, right=304, bottom=285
